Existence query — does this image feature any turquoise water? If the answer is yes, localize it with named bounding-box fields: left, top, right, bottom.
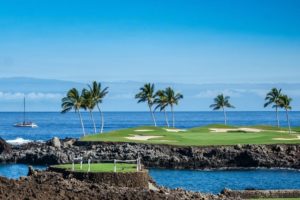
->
left=149, top=169, right=300, bottom=194
left=0, top=164, right=47, bottom=179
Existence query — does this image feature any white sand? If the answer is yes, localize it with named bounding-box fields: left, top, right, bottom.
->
left=239, top=128, right=262, bottom=133
left=273, top=136, right=300, bottom=141
left=210, top=128, right=262, bottom=133
left=164, top=128, right=187, bottom=133
left=125, top=135, right=162, bottom=141
left=134, top=129, right=154, bottom=132
left=276, top=130, right=296, bottom=134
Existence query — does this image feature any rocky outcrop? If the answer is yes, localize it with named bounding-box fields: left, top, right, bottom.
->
left=0, top=137, right=11, bottom=154
left=222, top=188, right=300, bottom=199
left=49, top=166, right=151, bottom=188
left=47, top=137, right=61, bottom=149
left=0, top=139, right=300, bottom=169
left=0, top=170, right=235, bottom=200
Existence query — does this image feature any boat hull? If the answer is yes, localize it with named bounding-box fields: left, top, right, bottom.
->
left=14, top=123, right=38, bottom=128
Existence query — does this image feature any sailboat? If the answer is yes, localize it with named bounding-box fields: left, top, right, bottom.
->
left=14, top=97, right=38, bottom=128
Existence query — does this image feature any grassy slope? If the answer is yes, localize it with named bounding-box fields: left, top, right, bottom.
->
left=81, top=125, right=300, bottom=146
left=52, top=163, right=137, bottom=173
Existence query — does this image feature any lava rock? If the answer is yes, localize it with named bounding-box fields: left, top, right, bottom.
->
left=0, top=137, right=11, bottom=154
left=0, top=171, right=237, bottom=200
left=48, top=137, right=61, bottom=149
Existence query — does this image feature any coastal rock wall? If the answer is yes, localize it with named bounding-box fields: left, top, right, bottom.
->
left=1, top=140, right=300, bottom=169
left=0, top=171, right=230, bottom=200
left=49, top=166, right=150, bottom=188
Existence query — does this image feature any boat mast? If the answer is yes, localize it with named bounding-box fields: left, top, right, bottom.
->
left=23, top=96, right=26, bottom=124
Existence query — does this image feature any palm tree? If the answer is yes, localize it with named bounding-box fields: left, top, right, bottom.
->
left=88, top=81, right=109, bottom=134
left=61, top=88, right=86, bottom=136
left=154, top=90, right=169, bottom=127
left=82, top=89, right=97, bottom=134
left=210, top=94, right=235, bottom=125
left=164, top=87, right=183, bottom=128
left=278, top=94, right=292, bottom=134
left=135, top=83, right=157, bottom=127
left=264, top=88, right=282, bottom=128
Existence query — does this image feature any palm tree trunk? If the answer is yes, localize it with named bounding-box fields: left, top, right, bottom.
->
left=276, top=106, right=280, bottom=128
left=171, top=105, right=175, bottom=128
left=78, top=110, right=86, bottom=136
left=285, top=109, right=291, bottom=134
left=89, top=110, right=97, bottom=134
left=164, top=109, right=169, bottom=127
left=149, top=105, right=157, bottom=127
left=222, top=107, right=227, bottom=125
left=97, top=104, right=105, bottom=134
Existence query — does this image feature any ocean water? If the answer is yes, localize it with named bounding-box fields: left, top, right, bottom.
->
left=0, top=164, right=47, bottom=179
left=149, top=169, right=300, bottom=194
left=0, top=111, right=299, bottom=142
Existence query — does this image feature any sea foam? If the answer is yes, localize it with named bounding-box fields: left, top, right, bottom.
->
left=6, top=138, right=32, bottom=145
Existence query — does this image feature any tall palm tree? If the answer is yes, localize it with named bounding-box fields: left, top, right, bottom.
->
left=154, top=90, right=169, bottom=127
left=82, top=89, right=97, bottom=134
left=135, top=83, right=157, bottom=127
left=61, top=88, right=86, bottom=136
left=88, top=81, right=109, bottom=134
left=210, top=94, right=235, bottom=125
left=164, top=87, right=183, bottom=128
left=264, top=88, right=282, bottom=128
left=278, top=94, right=292, bottom=134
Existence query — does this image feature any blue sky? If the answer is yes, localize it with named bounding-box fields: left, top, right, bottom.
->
left=0, top=0, right=299, bottom=84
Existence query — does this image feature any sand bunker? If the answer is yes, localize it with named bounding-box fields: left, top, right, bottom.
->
left=276, top=130, right=296, bottom=134
left=134, top=129, right=154, bottom=132
left=210, top=128, right=262, bottom=133
left=273, top=136, right=300, bottom=141
left=125, top=135, right=162, bottom=141
left=164, top=129, right=187, bottom=133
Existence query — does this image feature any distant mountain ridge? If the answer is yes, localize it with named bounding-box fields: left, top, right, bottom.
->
left=0, top=77, right=299, bottom=111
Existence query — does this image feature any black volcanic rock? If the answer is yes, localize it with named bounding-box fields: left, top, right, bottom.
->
left=0, top=171, right=235, bottom=200
left=0, top=137, right=11, bottom=154
left=0, top=138, right=299, bottom=169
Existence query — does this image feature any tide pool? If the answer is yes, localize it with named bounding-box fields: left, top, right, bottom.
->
left=0, top=164, right=47, bottom=179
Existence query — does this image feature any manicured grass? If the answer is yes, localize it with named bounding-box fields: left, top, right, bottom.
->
left=52, top=163, right=137, bottom=173
left=80, top=125, right=300, bottom=146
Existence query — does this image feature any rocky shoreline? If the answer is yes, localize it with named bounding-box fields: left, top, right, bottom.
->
left=1, top=137, right=300, bottom=199
left=0, top=169, right=235, bottom=200
left=1, top=138, right=299, bottom=170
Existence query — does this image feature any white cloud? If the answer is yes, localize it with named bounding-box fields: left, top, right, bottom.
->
left=0, top=92, right=63, bottom=100
left=195, top=89, right=243, bottom=98
left=195, top=88, right=300, bottom=99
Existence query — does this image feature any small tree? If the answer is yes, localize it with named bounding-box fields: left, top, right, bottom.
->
left=264, top=88, right=282, bottom=128
left=135, top=83, right=157, bottom=127
left=210, top=94, right=235, bottom=125
left=164, top=87, right=183, bottom=128
left=61, top=88, right=86, bottom=136
left=154, top=90, right=169, bottom=127
left=278, top=94, right=292, bottom=134
left=88, top=81, right=109, bottom=133
left=82, top=89, right=97, bottom=134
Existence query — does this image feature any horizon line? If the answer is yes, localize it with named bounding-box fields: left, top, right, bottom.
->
left=1, top=76, right=300, bottom=85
